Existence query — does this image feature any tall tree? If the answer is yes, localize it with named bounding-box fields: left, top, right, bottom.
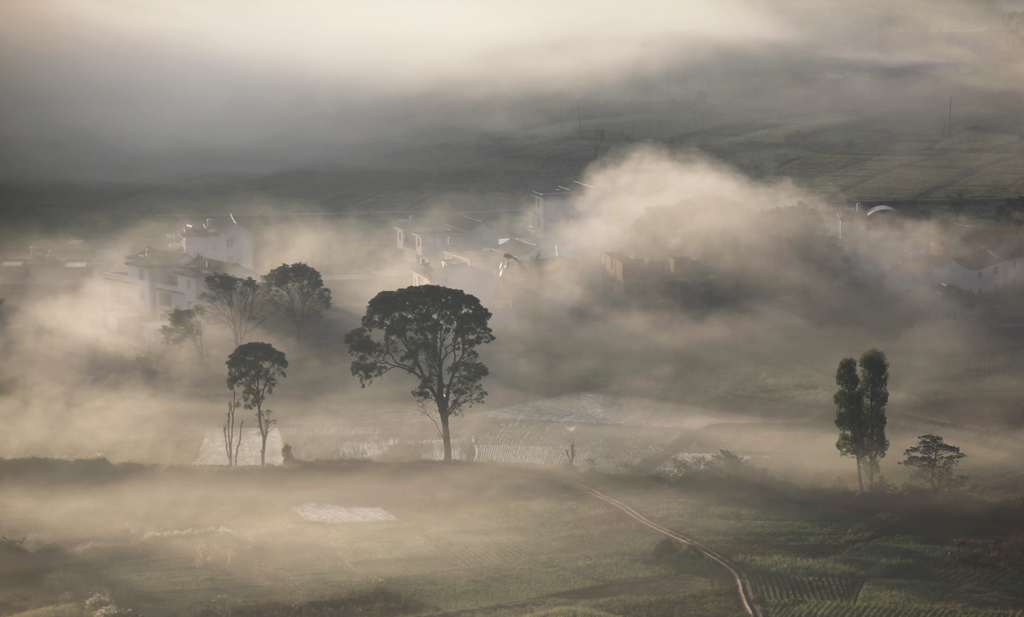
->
left=160, top=307, right=205, bottom=359
left=859, top=349, right=890, bottom=486
left=226, top=342, right=287, bottom=465
left=199, top=274, right=266, bottom=347
left=834, top=357, right=867, bottom=491
left=345, top=285, right=495, bottom=462
left=900, top=434, right=966, bottom=491
left=262, top=263, right=332, bottom=340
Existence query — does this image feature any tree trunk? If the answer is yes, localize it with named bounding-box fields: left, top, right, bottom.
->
left=257, top=406, right=266, bottom=466
left=856, top=456, right=864, bottom=492
left=440, top=411, right=452, bottom=462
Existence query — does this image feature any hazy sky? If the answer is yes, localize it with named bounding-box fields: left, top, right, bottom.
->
left=0, top=0, right=1010, bottom=181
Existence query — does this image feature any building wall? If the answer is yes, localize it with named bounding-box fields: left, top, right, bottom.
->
left=183, top=226, right=254, bottom=270
left=933, top=258, right=1024, bottom=294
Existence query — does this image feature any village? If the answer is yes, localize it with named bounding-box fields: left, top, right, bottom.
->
left=1, top=188, right=1022, bottom=337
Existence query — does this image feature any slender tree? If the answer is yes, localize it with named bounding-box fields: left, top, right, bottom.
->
left=199, top=274, right=266, bottom=347
left=222, top=388, right=243, bottom=466
left=262, top=262, right=332, bottom=340
left=900, top=434, right=966, bottom=491
left=160, top=307, right=205, bottom=359
left=226, top=342, right=287, bottom=465
left=834, top=357, right=867, bottom=491
left=859, top=349, right=890, bottom=486
left=345, top=285, right=495, bottom=461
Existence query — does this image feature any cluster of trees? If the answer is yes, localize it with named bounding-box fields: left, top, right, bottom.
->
left=216, top=284, right=496, bottom=466
left=161, top=262, right=332, bottom=354
left=835, top=350, right=967, bottom=492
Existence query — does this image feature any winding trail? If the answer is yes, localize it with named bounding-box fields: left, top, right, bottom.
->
left=573, top=482, right=764, bottom=617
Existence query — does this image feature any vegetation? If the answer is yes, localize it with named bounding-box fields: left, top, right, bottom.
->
left=200, top=274, right=267, bottom=347
left=345, top=285, right=495, bottom=462
left=261, top=262, right=332, bottom=341
left=159, top=307, right=205, bottom=359
left=834, top=350, right=890, bottom=490
left=225, top=342, right=288, bottom=465
left=900, top=434, right=967, bottom=492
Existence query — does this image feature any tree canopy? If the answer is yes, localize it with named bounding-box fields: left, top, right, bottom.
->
left=199, top=273, right=266, bottom=347
left=262, top=262, right=332, bottom=340
left=226, top=342, right=287, bottom=465
left=344, top=285, right=495, bottom=461
left=834, top=349, right=890, bottom=490
left=834, top=357, right=867, bottom=491
left=900, top=434, right=966, bottom=491
left=160, top=307, right=204, bottom=359
left=859, top=349, right=890, bottom=483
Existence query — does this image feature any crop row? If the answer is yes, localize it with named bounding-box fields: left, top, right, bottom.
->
left=753, top=574, right=860, bottom=604
left=772, top=601, right=1024, bottom=617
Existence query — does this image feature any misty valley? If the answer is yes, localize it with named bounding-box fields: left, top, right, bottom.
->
left=8, top=1, right=1024, bottom=616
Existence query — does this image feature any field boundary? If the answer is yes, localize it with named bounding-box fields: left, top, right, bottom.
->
left=574, top=482, right=764, bottom=617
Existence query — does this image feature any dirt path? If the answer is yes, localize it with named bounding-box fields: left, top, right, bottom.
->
left=574, top=482, right=764, bottom=617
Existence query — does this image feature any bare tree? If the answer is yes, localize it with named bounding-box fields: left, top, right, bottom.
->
left=222, top=389, right=243, bottom=466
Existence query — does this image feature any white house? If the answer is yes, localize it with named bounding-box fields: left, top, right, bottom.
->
left=932, top=241, right=1024, bottom=294
left=104, top=217, right=257, bottom=331
left=178, top=216, right=254, bottom=270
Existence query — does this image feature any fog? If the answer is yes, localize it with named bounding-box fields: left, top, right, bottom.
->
left=3, top=2, right=1024, bottom=614
left=2, top=0, right=1021, bottom=180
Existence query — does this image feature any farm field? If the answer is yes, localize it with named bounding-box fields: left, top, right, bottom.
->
left=3, top=462, right=1024, bottom=617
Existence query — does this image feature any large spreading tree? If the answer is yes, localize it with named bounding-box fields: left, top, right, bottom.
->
left=199, top=273, right=266, bottom=347
left=262, top=262, right=332, bottom=340
left=226, top=342, right=288, bottom=465
left=834, top=349, right=890, bottom=490
left=345, top=285, right=495, bottom=462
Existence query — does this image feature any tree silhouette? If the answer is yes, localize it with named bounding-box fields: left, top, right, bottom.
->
left=900, top=434, right=966, bottom=491
left=345, top=285, right=495, bottom=461
left=226, top=342, right=287, bottom=465
left=200, top=274, right=266, bottom=346
left=262, top=262, right=332, bottom=340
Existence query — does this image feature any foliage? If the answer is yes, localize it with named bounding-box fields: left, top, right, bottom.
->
left=834, top=357, right=866, bottom=491
left=199, top=274, right=266, bottom=347
left=900, top=434, right=966, bottom=491
left=192, top=586, right=433, bottom=617
left=261, top=262, right=332, bottom=340
left=669, top=449, right=761, bottom=482
left=159, top=307, right=204, bottom=359
left=859, top=349, right=890, bottom=484
left=225, top=342, right=287, bottom=465
left=345, top=285, right=495, bottom=461
left=834, top=350, right=889, bottom=490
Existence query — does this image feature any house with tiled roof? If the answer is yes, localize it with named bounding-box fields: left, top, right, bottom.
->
left=103, top=217, right=256, bottom=331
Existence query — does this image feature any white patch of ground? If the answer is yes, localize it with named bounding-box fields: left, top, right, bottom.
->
left=293, top=504, right=396, bottom=523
